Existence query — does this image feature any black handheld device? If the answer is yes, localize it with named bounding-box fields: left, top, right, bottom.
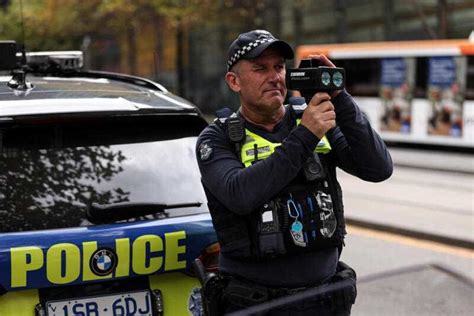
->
left=303, top=152, right=327, bottom=181
left=286, top=58, right=346, bottom=103
left=258, top=201, right=286, bottom=257
left=227, top=116, right=245, bottom=143
left=226, top=115, right=245, bottom=154
left=287, top=59, right=343, bottom=182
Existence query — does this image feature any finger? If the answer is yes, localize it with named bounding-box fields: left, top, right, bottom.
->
left=319, top=54, right=336, bottom=68
left=321, top=110, right=336, bottom=121
left=307, top=54, right=321, bottom=60
left=317, top=101, right=335, bottom=112
left=315, top=92, right=331, bottom=100
left=310, top=92, right=331, bottom=105
left=305, top=54, right=336, bottom=68
left=322, top=117, right=336, bottom=129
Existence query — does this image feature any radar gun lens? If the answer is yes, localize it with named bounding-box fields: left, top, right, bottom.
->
left=333, top=71, right=343, bottom=88
left=321, top=72, right=331, bottom=86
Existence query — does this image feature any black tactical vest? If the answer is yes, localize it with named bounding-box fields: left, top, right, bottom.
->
left=207, top=108, right=346, bottom=261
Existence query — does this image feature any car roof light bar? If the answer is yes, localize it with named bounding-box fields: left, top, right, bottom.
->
left=17, top=51, right=84, bottom=71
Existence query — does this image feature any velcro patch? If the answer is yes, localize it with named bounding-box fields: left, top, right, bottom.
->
left=198, top=141, right=213, bottom=161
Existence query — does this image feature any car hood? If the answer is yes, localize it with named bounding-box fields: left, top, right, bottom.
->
left=0, top=97, right=153, bottom=116
left=0, top=75, right=198, bottom=115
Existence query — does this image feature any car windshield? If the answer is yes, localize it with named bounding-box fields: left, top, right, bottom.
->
left=0, top=115, right=208, bottom=232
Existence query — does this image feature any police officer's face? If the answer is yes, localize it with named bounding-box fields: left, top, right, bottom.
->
left=227, top=48, right=287, bottom=114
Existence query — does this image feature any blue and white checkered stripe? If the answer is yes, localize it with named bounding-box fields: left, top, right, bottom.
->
left=227, top=38, right=273, bottom=70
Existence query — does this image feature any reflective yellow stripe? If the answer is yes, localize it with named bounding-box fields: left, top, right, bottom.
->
left=315, top=135, right=331, bottom=153
left=0, top=289, right=39, bottom=316
left=241, top=129, right=281, bottom=167
left=240, top=121, right=332, bottom=167
left=296, top=119, right=332, bottom=154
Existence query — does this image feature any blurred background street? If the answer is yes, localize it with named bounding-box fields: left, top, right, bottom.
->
left=339, top=149, right=473, bottom=315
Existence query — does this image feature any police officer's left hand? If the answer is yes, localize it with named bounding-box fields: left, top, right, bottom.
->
left=307, top=54, right=342, bottom=98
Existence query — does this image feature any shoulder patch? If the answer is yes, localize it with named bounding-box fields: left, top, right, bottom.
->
left=198, top=141, right=213, bottom=161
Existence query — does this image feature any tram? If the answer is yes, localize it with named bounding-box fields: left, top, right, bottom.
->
left=295, top=38, right=474, bottom=149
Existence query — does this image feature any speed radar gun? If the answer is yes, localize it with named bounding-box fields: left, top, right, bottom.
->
left=286, top=59, right=346, bottom=182
left=286, top=58, right=346, bottom=103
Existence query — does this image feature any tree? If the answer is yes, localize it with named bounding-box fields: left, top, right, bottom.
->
left=0, top=146, right=130, bottom=232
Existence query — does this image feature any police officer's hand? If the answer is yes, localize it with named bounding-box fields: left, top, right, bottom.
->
left=307, top=54, right=342, bottom=98
left=300, top=92, right=336, bottom=139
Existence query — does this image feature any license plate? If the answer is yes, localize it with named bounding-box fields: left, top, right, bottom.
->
left=46, top=290, right=153, bottom=316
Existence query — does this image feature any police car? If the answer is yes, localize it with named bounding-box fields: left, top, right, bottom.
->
left=0, top=41, right=217, bottom=316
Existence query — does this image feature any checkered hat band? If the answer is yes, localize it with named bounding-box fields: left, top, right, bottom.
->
left=227, top=38, right=273, bottom=69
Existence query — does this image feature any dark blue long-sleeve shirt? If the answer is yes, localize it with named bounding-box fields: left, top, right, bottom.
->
left=196, top=90, right=393, bottom=287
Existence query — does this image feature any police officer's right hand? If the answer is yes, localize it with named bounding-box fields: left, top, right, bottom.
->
left=300, top=92, right=336, bottom=139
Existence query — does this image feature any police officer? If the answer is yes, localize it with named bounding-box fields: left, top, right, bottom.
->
left=196, top=30, right=393, bottom=315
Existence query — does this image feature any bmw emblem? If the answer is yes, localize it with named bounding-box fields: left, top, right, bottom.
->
left=90, top=248, right=118, bottom=276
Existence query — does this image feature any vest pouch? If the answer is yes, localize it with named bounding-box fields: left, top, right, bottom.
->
left=256, top=200, right=287, bottom=258
left=279, top=185, right=343, bottom=254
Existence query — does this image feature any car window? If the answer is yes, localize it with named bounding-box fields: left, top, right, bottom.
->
left=0, top=116, right=208, bottom=232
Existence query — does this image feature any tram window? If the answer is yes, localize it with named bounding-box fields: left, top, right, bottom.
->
left=336, top=58, right=380, bottom=97
left=414, top=57, right=428, bottom=98
left=466, top=56, right=474, bottom=100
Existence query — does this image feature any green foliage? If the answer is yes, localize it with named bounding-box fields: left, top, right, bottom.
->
left=0, top=0, right=223, bottom=50
left=0, top=0, right=99, bottom=50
